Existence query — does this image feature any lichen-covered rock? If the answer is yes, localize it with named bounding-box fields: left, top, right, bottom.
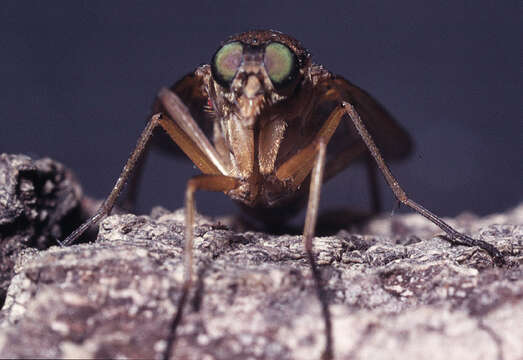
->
left=0, top=154, right=84, bottom=308
left=0, top=201, right=521, bottom=359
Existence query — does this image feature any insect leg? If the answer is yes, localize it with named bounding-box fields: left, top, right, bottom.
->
left=163, top=174, right=239, bottom=360
left=341, top=102, right=504, bottom=263
left=59, top=102, right=228, bottom=247
left=158, top=88, right=230, bottom=175
left=303, top=141, right=333, bottom=360
left=274, top=106, right=342, bottom=358
left=119, top=140, right=150, bottom=212
left=276, top=106, right=345, bottom=187
left=58, top=113, right=164, bottom=246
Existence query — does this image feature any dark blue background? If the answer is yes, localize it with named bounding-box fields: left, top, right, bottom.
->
left=1, top=1, right=521, bottom=220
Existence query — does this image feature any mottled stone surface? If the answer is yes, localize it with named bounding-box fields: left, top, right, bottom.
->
left=0, top=196, right=521, bottom=359
left=0, top=154, right=85, bottom=308
left=0, top=153, right=521, bottom=359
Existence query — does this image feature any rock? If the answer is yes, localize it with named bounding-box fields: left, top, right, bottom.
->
left=0, top=154, right=521, bottom=359
left=0, top=154, right=85, bottom=308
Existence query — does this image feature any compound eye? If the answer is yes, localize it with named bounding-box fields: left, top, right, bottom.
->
left=264, top=42, right=297, bottom=87
left=212, top=42, right=243, bottom=88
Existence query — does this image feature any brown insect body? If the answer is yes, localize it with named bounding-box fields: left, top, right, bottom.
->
left=155, top=30, right=410, bottom=224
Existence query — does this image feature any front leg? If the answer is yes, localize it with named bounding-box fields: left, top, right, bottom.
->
left=163, top=174, right=239, bottom=360
left=302, top=140, right=334, bottom=360
left=273, top=107, right=339, bottom=359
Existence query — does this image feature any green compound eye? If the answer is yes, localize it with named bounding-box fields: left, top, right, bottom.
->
left=264, top=42, right=296, bottom=86
left=212, top=42, right=243, bottom=88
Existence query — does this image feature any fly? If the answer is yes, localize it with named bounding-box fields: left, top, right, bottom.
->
left=58, top=30, right=504, bottom=360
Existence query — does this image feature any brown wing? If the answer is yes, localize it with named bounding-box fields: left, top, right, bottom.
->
left=149, top=72, right=214, bottom=157
left=331, top=75, right=412, bottom=160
